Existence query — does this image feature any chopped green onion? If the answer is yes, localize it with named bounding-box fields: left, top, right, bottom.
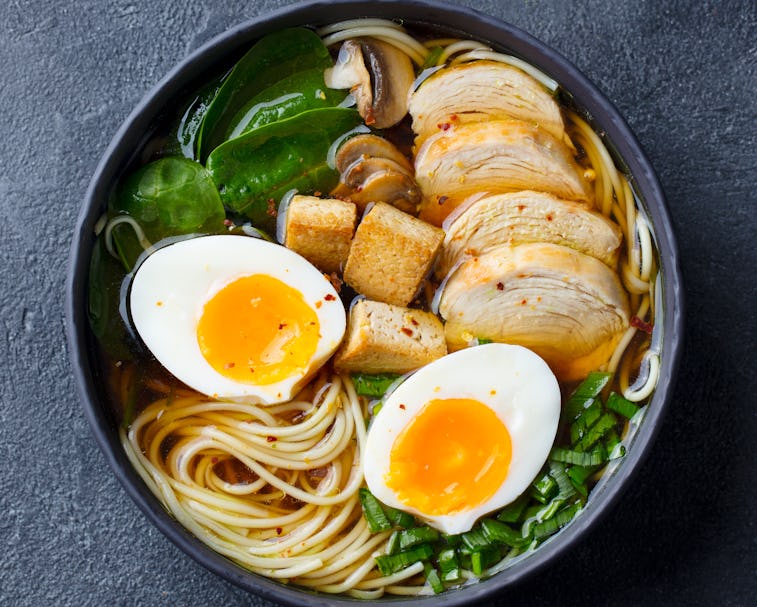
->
left=352, top=373, right=401, bottom=398
left=530, top=471, right=558, bottom=503
left=566, top=464, right=599, bottom=496
left=398, top=526, right=439, bottom=550
left=422, top=46, right=444, bottom=69
left=359, top=488, right=392, bottom=532
left=469, top=547, right=500, bottom=576
left=564, top=372, right=612, bottom=420
left=384, top=506, right=415, bottom=529
left=532, top=502, right=582, bottom=540
left=386, top=530, right=401, bottom=555
left=536, top=497, right=566, bottom=521
left=480, top=519, right=532, bottom=547
left=574, top=412, right=617, bottom=451
left=423, top=562, right=445, bottom=594
left=375, top=543, right=433, bottom=575
left=569, top=398, right=602, bottom=444
left=606, top=392, right=641, bottom=419
left=461, top=527, right=491, bottom=552
left=441, top=532, right=462, bottom=548
left=437, top=548, right=461, bottom=582
left=475, top=337, right=493, bottom=345
left=548, top=461, right=577, bottom=500
left=496, top=494, right=529, bottom=523
left=550, top=445, right=607, bottom=466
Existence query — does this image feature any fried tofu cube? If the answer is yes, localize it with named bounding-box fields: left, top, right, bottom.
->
left=284, top=195, right=357, bottom=273
left=343, top=202, right=444, bottom=306
left=334, top=299, right=447, bottom=373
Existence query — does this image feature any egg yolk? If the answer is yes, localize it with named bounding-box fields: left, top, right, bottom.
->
left=196, top=274, right=319, bottom=385
left=385, top=398, right=512, bottom=516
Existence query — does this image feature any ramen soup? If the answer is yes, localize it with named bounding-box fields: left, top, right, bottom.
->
left=87, top=18, right=662, bottom=598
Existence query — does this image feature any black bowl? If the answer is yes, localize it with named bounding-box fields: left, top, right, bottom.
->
left=66, top=1, right=684, bottom=605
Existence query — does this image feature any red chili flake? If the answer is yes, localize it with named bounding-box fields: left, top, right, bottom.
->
left=266, top=198, right=277, bottom=217
left=517, top=205, right=525, bottom=212
left=224, top=362, right=235, bottom=369
left=521, top=299, right=528, bottom=305
left=438, top=122, right=451, bottom=131
left=496, top=282, right=504, bottom=291
left=401, top=327, right=414, bottom=337
left=278, top=322, right=287, bottom=330
left=399, top=404, right=406, bottom=410
left=326, top=272, right=343, bottom=292
left=546, top=214, right=554, bottom=221
left=365, top=109, right=376, bottom=125
left=276, top=527, right=283, bottom=535
left=450, top=114, right=459, bottom=121
left=324, top=294, right=336, bottom=301
left=631, top=316, right=654, bottom=334
left=410, top=318, right=419, bottom=326
left=313, top=191, right=322, bottom=197
left=267, top=436, right=277, bottom=443
left=249, top=367, right=255, bottom=373
left=437, top=195, right=449, bottom=205
left=315, top=301, right=322, bottom=309
left=223, top=219, right=233, bottom=227
left=211, top=457, right=219, bottom=464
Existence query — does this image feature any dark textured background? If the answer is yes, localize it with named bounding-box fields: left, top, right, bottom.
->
left=2, top=0, right=755, bottom=605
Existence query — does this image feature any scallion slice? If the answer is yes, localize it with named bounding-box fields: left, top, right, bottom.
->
left=461, top=527, right=491, bottom=551
left=481, top=518, right=532, bottom=547
left=569, top=398, right=602, bottom=444
left=375, top=543, right=433, bottom=576
left=496, top=494, right=529, bottom=523
left=548, top=460, right=577, bottom=500
left=532, top=502, right=582, bottom=540
left=530, top=471, right=558, bottom=503
left=563, top=372, right=612, bottom=420
left=359, top=488, right=392, bottom=532
left=386, top=530, right=401, bottom=555
left=384, top=506, right=415, bottom=529
left=437, top=548, right=461, bottom=582
left=398, top=526, right=440, bottom=550
left=550, top=445, right=607, bottom=466
left=423, top=562, right=445, bottom=594
left=606, top=392, right=641, bottom=419
left=574, top=412, right=617, bottom=451
left=352, top=373, right=401, bottom=398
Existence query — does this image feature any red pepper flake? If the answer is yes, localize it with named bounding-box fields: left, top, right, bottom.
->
left=399, top=404, right=406, bottom=410
left=520, top=298, right=528, bottom=305
left=313, top=191, right=322, bottom=197
left=410, top=318, right=419, bottom=326
left=266, top=198, right=277, bottom=217
left=324, top=294, right=336, bottom=301
left=496, top=282, right=504, bottom=291
left=401, top=327, right=414, bottom=337
left=211, top=457, right=219, bottom=464
left=276, top=527, right=283, bottom=535
left=365, top=109, right=376, bottom=125
left=224, top=362, right=235, bottom=369
left=438, top=122, right=451, bottom=131
left=278, top=322, right=287, bottom=330
left=517, top=205, right=525, bottom=212
left=223, top=219, right=233, bottom=227
left=249, top=367, right=255, bottom=373
left=437, top=195, right=449, bottom=205
left=546, top=214, right=554, bottom=221
left=631, top=316, right=654, bottom=334
left=326, top=272, right=343, bottom=292
left=267, top=436, right=277, bottom=443
left=450, top=114, right=459, bottom=121
left=315, top=301, right=322, bottom=309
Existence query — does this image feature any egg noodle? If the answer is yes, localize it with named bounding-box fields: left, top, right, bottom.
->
left=119, top=20, right=659, bottom=598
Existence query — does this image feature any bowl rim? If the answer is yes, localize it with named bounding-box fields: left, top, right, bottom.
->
left=65, top=1, right=684, bottom=605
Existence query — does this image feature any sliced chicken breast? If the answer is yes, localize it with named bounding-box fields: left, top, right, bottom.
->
left=437, top=191, right=622, bottom=277
left=409, top=60, right=566, bottom=145
left=415, top=119, right=593, bottom=225
left=439, top=242, right=629, bottom=381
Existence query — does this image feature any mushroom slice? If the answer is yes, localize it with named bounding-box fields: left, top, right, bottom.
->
left=342, top=156, right=414, bottom=186
left=337, top=168, right=421, bottom=214
left=414, top=119, right=593, bottom=226
left=325, top=38, right=415, bottom=129
left=439, top=242, right=629, bottom=381
left=335, top=133, right=413, bottom=174
left=437, top=191, right=622, bottom=277
left=409, top=60, right=566, bottom=145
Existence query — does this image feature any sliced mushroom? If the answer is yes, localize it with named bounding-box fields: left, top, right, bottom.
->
left=325, top=38, right=415, bottom=129
left=437, top=191, right=622, bottom=277
left=414, top=119, right=593, bottom=226
left=408, top=60, right=567, bottom=146
left=335, top=168, right=421, bottom=214
left=342, top=156, right=414, bottom=186
left=335, top=133, right=413, bottom=174
left=439, top=242, right=629, bottom=381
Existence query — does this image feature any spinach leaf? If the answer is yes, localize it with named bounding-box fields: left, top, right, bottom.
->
left=206, top=107, right=361, bottom=231
left=110, top=157, right=225, bottom=270
left=225, top=66, right=347, bottom=140
left=197, top=27, right=332, bottom=161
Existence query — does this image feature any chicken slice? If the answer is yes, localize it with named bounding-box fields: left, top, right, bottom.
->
left=409, top=60, right=566, bottom=145
left=439, top=242, right=629, bottom=381
left=414, top=119, right=593, bottom=226
left=437, top=191, right=621, bottom=277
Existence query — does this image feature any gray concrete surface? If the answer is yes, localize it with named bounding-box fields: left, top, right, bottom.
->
left=1, top=0, right=755, bottom=605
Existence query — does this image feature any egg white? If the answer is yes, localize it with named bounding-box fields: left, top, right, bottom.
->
left=128, top=235, right=345, bottom=404
left=363, top=343, right=560, bottom=534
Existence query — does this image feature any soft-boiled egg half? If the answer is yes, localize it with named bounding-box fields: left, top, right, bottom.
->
left=363, top=343, right=560, bottom=534
left=129, top=235, right=345, bottom=404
